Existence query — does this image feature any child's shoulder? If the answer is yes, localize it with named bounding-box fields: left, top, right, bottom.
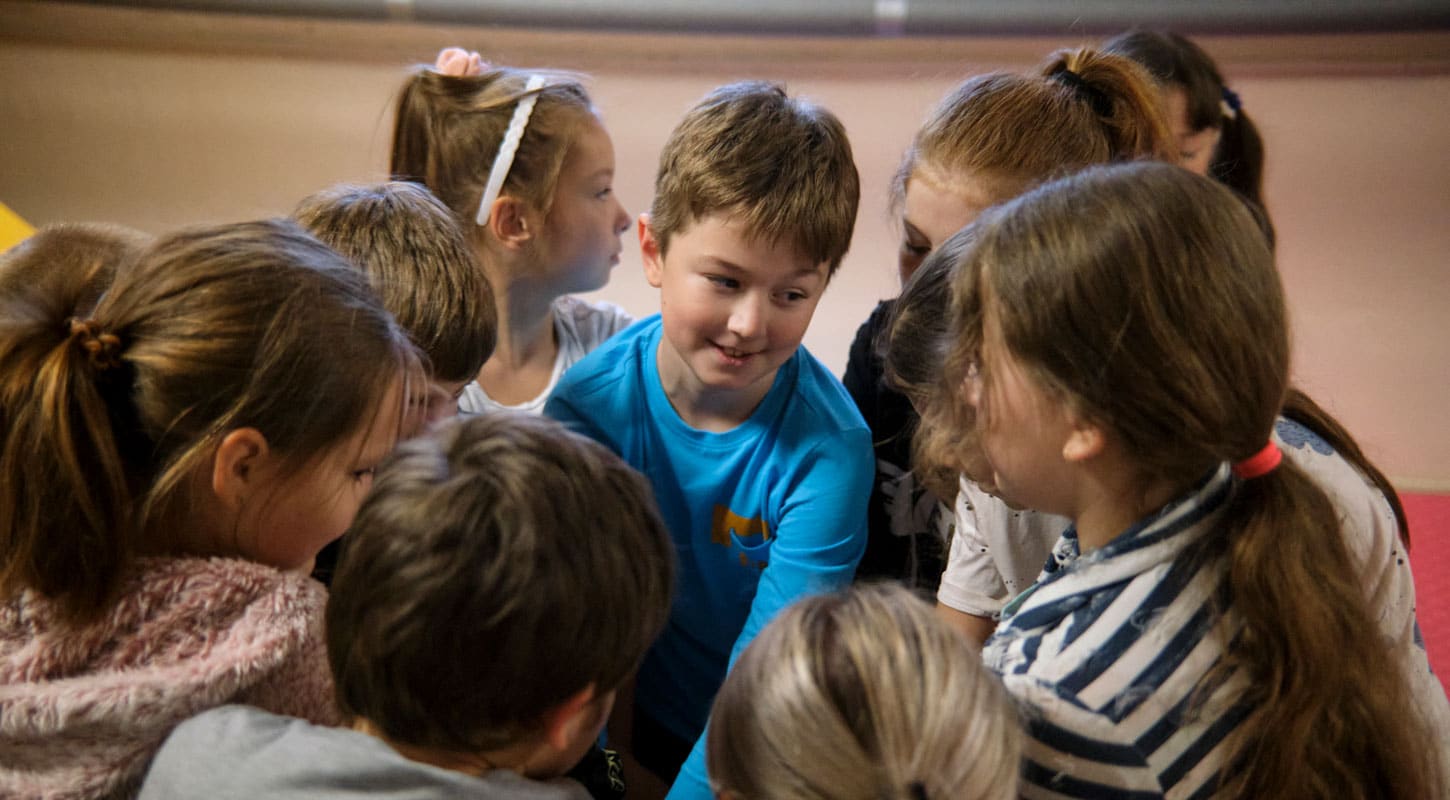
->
left=553, top=295, right=635, bottom=346
left=1276, top=417, right=1389, bottom=502
left=144, top=705, right=489, bottom=797
left=781, top=345, right=871, bottom=437
left=549, top=314, right=659, bottom=405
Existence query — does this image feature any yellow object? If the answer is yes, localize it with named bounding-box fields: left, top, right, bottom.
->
left=0, top=201, right=36, bottom=251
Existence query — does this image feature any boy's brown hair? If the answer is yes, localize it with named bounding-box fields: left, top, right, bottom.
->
left=293, top=181, right=495, bottom=384
left=326, top=413, right=675, bottom=753
left=649, top=81, right=860, bottom=274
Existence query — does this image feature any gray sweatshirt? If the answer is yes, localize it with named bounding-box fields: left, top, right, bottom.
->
left=139, top=705, right=592, bottom=800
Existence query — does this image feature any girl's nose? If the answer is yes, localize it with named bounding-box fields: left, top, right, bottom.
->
left=612, top=198, right=630, bottom=236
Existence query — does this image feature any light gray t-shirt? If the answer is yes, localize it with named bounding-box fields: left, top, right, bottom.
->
left=139, top=705, right=591, bottom=800
left=460, top=296, right=633, bottom=416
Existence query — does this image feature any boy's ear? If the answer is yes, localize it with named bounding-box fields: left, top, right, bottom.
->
left=638, top=213, right=665, bottom=289
left=211, top=428, right=271, bottom=511
left=1062, top=413, right=1106, bottom=463
left=540, top=683, right=600, bottom=754
left=487, top=196, right=534, bottom=250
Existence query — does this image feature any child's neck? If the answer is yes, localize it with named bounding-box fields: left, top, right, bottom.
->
left=1070, top=450, right=1184, bottom=553
left=351, top=717, right=535, bottom=779
left=477, top=270, right=561, bottom=406
left=655, top=342, right=775, bottom=433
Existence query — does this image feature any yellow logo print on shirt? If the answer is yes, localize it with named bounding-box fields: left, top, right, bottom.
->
left=711, top=505, right=770, bottom=570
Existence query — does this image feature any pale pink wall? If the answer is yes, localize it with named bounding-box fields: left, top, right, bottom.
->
left=1, top=14, right=1446, bottom=486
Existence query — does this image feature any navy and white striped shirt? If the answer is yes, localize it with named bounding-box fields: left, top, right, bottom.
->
left=981, top=419, right=1450, bottom=798
left=982, top=464, right=1252, bottom=798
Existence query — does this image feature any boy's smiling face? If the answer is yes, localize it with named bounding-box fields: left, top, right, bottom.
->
left=641, top=212, right=829, bottom=425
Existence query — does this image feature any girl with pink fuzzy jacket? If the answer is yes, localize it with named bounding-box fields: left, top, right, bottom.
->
left=0, top=220, right=418, bottom=798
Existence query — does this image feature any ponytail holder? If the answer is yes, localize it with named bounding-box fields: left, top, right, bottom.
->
left=1050, top=67, right=1112, bottom=118
left=1232, top=441, right=1281, bottom=480
left=909, top=782, right=929, bottom=800
left=475, top=74, right=547, bottom=227
left=69, top=318, right=125, bottom=371
left=1221, top=86, right=1243, bottom=117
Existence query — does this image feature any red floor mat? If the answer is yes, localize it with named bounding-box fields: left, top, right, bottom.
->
left=1405, top=493, right=1450, bottom=694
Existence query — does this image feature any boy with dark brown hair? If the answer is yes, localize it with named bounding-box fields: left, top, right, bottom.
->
left=141, top=413, right=675, bottom=798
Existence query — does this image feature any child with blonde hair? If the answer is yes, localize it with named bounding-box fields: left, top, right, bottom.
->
left=391, top=48, right=632, bottom=415
left=294, top=180, right=496, bottom=432
left=940, top=162, right=1447, bottom=797
left=0, top=220, right=417, bottom=798
left=845, top=46, right=1174, bottom=600
left=708, top=584, right=1020, bottom=800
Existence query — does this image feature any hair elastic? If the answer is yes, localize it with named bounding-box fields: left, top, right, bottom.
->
left=1050, top=67, right=1112, bottom=118
left=475, top=74, right=548, bottom=227
left=1221, top=86, right=1243, bottom=116
left=1232, top=441, right=1282, bottom=480
left=69, top=318, right=125, bottom=371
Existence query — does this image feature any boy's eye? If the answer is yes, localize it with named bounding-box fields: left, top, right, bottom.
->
left=780, top=290, right=808, bottom=303
left=352, top=467, right=377, bottom=482
left=595, top=187, right=613, bottom=199
left=707, top=275, right=739, bottom=290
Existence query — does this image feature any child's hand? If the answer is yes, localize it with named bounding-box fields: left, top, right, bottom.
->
left=434, top=47, right=486, bottom=77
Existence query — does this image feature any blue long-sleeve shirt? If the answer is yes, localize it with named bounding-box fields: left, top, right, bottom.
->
left=545, top=316, right=872, bottom=800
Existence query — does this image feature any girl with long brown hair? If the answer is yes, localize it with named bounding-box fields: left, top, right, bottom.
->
left=0, top=220, right=418, bottom=798
left=940, top=162, right=1447, bottom=798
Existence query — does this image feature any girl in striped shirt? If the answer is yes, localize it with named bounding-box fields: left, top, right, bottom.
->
left=935, top=162, right=1447, bottom=799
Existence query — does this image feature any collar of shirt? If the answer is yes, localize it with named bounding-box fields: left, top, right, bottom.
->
left=995, top=463, right=1234, bottom=639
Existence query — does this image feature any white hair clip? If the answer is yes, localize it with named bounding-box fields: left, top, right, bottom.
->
left=475, top=74, right=548, bottom=227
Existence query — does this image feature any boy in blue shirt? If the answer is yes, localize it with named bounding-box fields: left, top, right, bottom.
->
left=545, top=81, right=871, bottom=800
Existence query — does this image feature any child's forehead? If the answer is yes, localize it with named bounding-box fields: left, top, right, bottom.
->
left=672, top=211, right=827, bottom=275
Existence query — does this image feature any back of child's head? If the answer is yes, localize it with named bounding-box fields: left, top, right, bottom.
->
left=707, top=583, right=1020, bottom=800
left=390, top=64, right=597, bottom=231
left=1102, top=30, right=1266, bottom=207
left=292, top=180, right=496, bottom=386
left=942, top=161, right=1443, bottom=798
left=895, top=47, right=1173, bottom=215
left=0, top=221, right=151, bottom=314
left=649, top=81, right=860, bottom=275
left=876, top=234, right=978, bottom=501
left=325, top=412, right=675, bottom=756
left=0, top=219, right=416, bottom=625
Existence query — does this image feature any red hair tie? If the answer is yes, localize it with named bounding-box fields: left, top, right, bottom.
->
left=1232, top=441, right=1282, bottom=480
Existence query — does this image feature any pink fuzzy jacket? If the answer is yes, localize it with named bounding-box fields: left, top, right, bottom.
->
left=0, top=557, right=339, bottom=799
